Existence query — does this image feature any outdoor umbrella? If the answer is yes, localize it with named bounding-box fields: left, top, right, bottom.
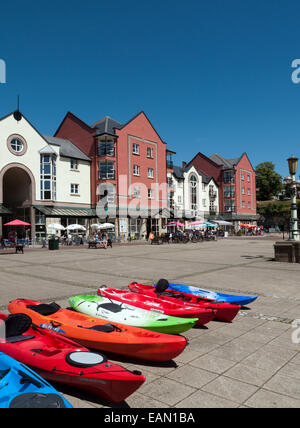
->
left=212, top=220, right=233, bottom=226
left=47, top=223, right=65, bottom=230
left=66, top=224, right=86, bottom=231
left=205, top=222, right=218, bottom=227
left=97, top=223, right=115, bottom=229
left=167, top=221, right=184, bottom=227
left=189, top=221, right=205, bottom=226
left=4, top=219, right=31, bottom=226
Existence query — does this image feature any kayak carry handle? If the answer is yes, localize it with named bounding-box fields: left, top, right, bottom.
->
left=18, top=370, right=42, bottom=388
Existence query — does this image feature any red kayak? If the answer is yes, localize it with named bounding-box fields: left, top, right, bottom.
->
left=128, top=283, right=241, bottom=323
left=97, top=287, right=215, bottom=326
left=0, top=312, right=145, bottom=403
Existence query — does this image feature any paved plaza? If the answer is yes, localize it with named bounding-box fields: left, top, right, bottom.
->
left=1, top=237, right=300, bottom=408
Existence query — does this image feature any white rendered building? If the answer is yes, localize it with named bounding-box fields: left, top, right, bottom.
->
left=167, top=164, right=219, bottom=223
left=0, top=111, right=92, bottom=241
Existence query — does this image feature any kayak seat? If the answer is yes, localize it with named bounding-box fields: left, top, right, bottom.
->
left=97, top=303, right=123, bottom=313
left=26, top=303, right=61, bottom=316
left=78, top=323, right=121, bottom=333
left=156, top=279, right=170, bottom=295
left=4, top=314, right=35, bottom=343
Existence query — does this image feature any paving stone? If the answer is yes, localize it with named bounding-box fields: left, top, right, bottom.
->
left=245, top=389, right=300, bottom=408
left=224, top=363, right=275, bottom=386
left=166, top=364, right=218, bottom=388
left=140, top=378, right=196, bottom=406
left=202, top=376, right=258, bottom=404
left=264, top=373, right=300, bottom=400
left=189, top=355, right=236, bottom=374
left=175, top=390, right=239, bottom=408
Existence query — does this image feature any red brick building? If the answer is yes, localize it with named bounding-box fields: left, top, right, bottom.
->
left=55, top=111, right=169, bottom=239
left=186, top=152, right=258, bottom=228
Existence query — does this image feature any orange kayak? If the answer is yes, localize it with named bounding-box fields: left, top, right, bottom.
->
left=8, top=299, right=187, bottom=362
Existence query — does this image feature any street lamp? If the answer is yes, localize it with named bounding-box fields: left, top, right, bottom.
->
left=287, top=155, right=299, bottom=241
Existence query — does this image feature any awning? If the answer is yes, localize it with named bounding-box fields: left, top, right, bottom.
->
left=34, top=206, right=96, bottom=217
left=0, top=204, right=13, bottom=215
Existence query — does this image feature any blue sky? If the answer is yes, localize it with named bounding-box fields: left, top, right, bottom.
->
left=0, top=0, right=300, bottom=177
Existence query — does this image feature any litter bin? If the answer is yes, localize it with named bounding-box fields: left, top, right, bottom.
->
left=274, top=241, right=295, bottom=263
left=48, top=237, right=59, bottom=251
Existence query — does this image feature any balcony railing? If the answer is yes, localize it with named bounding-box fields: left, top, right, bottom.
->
left=98, top=147, right=115, bottom=157
left=99, top=172, right=115, bottom=180
left=224, top=178, right=235, bottom=184
left=224, top=192, right=235, bottom=198
left=224, top=205, right=236, bottom=213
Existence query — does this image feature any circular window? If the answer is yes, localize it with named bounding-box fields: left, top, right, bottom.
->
left=7, top=135, right=27, bottom=156
left=10, top=138, right=24, bottom=153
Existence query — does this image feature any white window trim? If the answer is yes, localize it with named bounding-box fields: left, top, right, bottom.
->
left=133, top=165, right=140, bottom=176
left=71, top=183, right=80, bottom=195
left=148, top=168, right=154, bottom=179
left=133, top=144, right=140, bottom=155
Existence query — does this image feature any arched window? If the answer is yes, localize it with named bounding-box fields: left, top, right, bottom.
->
left=190, top=175, right=197, bottom=211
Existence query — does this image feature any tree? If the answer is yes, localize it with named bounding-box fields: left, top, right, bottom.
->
left=255, top=162, right=283, bottom=201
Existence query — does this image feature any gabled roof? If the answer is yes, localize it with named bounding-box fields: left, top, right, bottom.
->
left=119, top=111, right=166, bottom=144
left=39, top=145, right=57, bottom=155
left=91, top=116, right=123, bottom=137
left=172, top=164, right=217, bottom=186
left=209, top=153, right=243, bottom=170
left=43, top=135, right=91, bottom=162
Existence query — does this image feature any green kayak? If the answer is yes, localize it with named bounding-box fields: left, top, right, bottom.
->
left=69, top=295, right=197, bottom=335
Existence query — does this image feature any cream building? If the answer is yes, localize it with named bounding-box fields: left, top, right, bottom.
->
left=0, top=111, right=93, bottom=241
left=167, top=164, right=219, bottom=223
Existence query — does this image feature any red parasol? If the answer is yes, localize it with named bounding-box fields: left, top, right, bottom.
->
left=4, top=219, right=31, bottom=226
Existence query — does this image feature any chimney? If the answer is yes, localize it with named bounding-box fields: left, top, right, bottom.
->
left=182, top=161, right=187, bottom=169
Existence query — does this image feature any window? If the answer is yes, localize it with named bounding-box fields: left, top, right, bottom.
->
left=148, top=189, right=154, bottom=199
left=225, top=202, right=235, bottom=212
left=248, top=201, right=251, bottom=209
left=242, top=201, right=245, bottom=208
left=133, top=143, right=139, bottom=155
left=241, top=173, right=244, bottom=181
left=224, top=186, right=235, bottom=198
left=248, top=189, right=251, bottom=196
left=40, top=154, right=56, bottom=200
left=133, top=186, right=140, bottom=198
left=133, top=165, right=140, bottom=176
left=99, top=161, right=115, bottom=179
left=70, top=159, right=78, bottom=170
left=247, top=175, right=250, bottom=182
left=148, top=168, right=154, bottom=178
left=190, top=175, right=197, bottom=211
left=202, top=199, right=207, bottom=207
left=178, top=195, right=182, bottom=203
left=129, top=218, right=142, bottom=239
left=10, top=138, right=24, bottom=153
left=147, top=147, right=153, bottom=158
left=71, top=184, right=79, bottom=195
left=224, top=171, right=234, bottom=183
left=242, top=187, right=245, bottom=195
left=98, top=141, right=114, bottom=157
